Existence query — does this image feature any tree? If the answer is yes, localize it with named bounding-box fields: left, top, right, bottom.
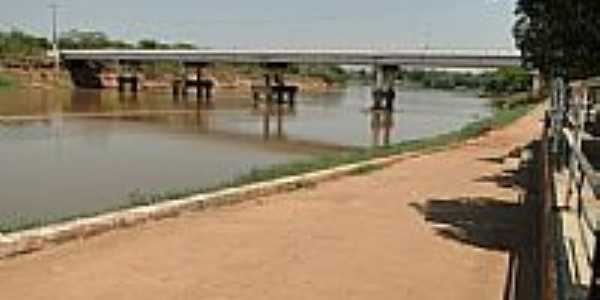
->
left=514, top=0, right=600, bottom=79
left=137, top=39, right=171, bottom=50
left=0, top=30, right=49, bottom=59
left=59, top=30, right=133, bottom=49
left=171, top=42, right=196, bottom=50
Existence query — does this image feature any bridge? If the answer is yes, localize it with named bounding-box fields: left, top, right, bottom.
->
left=59, top=49, right=524, bottom=111
left=60, top=49, right=521, bottom=68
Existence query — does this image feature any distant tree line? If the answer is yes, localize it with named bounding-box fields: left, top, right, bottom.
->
left=58, top=30, right=196, bottom=50
left=0, top=30, right=50, bottom=60
left=514, top=0, right=600, bottom=79
left=402, top=67, right=531, bottom=95
left=288, top=65, right=349, bottom=85
left=0, top=28, right=197, bottom=62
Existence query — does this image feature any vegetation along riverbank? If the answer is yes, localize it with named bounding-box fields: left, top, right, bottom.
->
left=0, top=74, right=15, bottom=90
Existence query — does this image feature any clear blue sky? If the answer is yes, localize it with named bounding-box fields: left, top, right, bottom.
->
left=2, top=0, right=517, bottom=49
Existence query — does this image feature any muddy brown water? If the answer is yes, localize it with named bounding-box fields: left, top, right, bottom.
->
left=0, top=86, right=491, bottom=222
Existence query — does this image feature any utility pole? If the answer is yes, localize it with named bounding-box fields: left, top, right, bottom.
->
left=49, top=3, right=60, bottom=80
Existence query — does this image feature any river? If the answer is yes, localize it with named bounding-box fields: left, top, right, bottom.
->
left=0, top=85, right=491, bottom=222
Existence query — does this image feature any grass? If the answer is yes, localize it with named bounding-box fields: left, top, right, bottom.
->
left=0, top=95, right=538, bottom=234
left=347, top=164, right=386, bottom=176
left=0, top=73, right=16, bottom=91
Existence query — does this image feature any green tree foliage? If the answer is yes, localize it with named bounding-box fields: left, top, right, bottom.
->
left=137, top=39, right=167, bottom=50
left=479, top=67, right=531, bottom=94
left=0, top=28, right=201, bottom=55
left=137, top=39, right=197, bottom=50
left=514, top=0, right=600, bottom=79
left=0, top=74, right=14, bottom=88
left=403, top=67, right=530, bottom=95
left=293, top=65, right=349, bottom=84
left=0, top=28, right=200, bottom=65
left=0, top=30, right=49, bottom=59
left=59, top=30, right=134, bottom=49
left=171, top=43, right=196, bottom=50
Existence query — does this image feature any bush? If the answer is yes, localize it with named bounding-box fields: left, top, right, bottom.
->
left=403, top=67, right=531, bottom=95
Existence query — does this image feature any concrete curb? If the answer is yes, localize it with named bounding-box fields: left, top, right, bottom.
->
left=0, top=150, right=425, bottom=260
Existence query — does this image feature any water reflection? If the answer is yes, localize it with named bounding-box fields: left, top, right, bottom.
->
left=370, top=110, right=395, bottom=147
left=255, top=103, right=296, bottom=140
left=71, top=90, right=103, bottom=112
left=173, top=92, right=216, bottom=110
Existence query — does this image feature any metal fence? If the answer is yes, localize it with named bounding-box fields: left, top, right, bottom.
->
left=548, top=76, right=600, bottom=300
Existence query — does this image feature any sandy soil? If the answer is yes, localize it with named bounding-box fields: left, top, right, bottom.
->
left=0, top=108, right=543, bottom=300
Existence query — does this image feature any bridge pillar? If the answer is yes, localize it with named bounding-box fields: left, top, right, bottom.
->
left=252, top=63, right=299, bottom=109
left=372, top=65, right=398, bottom=111
left=117, top=62, right=141, bottom=95
left=175, top=63, right=215, bottom=105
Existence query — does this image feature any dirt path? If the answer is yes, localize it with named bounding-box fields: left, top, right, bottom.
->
left=0, top=108, right=543, bottom=300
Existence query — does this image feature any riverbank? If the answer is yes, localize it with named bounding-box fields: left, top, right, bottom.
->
left=0, top=95, right=543, bottom=299
left=0, top=93, right=537, bottom=234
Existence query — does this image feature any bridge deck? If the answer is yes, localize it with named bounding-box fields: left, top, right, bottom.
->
left=60, top=49, right=522, bottom=68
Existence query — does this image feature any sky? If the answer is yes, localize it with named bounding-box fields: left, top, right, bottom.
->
left=1, top=0, right=517, bottom=49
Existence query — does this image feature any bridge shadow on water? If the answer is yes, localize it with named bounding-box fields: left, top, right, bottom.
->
left=409, top=141, right=543, bottom=300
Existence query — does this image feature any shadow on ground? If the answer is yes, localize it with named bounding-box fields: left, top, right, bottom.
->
left=410, top=197, right=524, bottom=251
left=410, top=141, right=542, bottom=300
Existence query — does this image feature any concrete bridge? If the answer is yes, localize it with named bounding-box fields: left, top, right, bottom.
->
left=60, top=49, right=521, bottom=68
left=59, top=49, right=523, bottom=110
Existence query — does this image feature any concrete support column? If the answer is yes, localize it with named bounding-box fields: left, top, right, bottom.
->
left=116, top=62, right=125, bottom=93
left=170, top=63, right=180, bottom=99
left=252, top=64, right=298, bottom=110
left=264, top=73, right=273, bottom=105
left=117, top=62, right=141, bottom=95
left=196, top=67, right=204, bottom=100
left=289, top=89, right=297, bottom=108
left=130, top=76, right=139, bottom=93
left=372, top=65, right=398, bottom=111
left=175, top=63, right=214, bottom=106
